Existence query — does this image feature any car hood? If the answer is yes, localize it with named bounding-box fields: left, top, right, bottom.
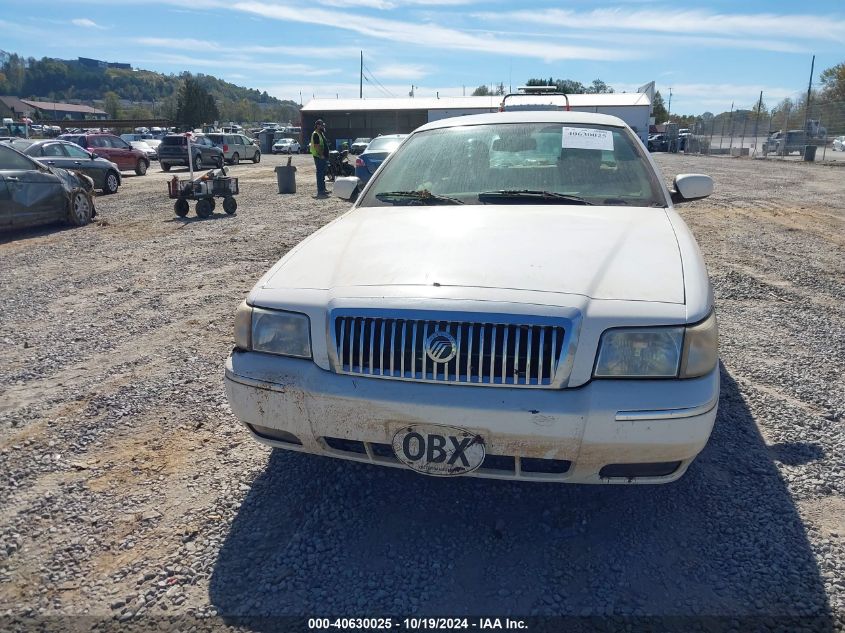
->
left=263, top=205, right=685, bottom=304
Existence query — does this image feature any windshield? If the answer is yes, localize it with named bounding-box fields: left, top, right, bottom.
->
left=366, top=137, right=405, bottom=152
left=359, top=123, right=666, bottom=207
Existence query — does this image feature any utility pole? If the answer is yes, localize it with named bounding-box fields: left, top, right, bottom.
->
left=359, top=51, right=363, bottom=99
left=667, top=87, right=673, bottom=121
left=752, top=90, right=763, bottom=155
left=803, top=54, right=815, bottom=135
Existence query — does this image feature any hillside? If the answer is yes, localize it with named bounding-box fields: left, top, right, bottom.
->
left=0, top=51, right=299, bottom=123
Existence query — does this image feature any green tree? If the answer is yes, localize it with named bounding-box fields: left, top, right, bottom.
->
left=472, top=84, right=491, bottom=96
left=175, top=77, right=218, bottom=129
left=819, top=62, right=845, bottom=102
left=103, top=91, right=122, bottom=119
left=652, top=90, right=668, bottom=123
left=586, top=79, right=614, bottom=94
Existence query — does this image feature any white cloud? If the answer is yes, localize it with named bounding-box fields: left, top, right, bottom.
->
left=229, top=1, right=638, bottom=62
left=474, top=8, right=845, bottom=43
left=135, top=37, right=363, bottom=58
left=136, top=52, right=341, bottom=77
left=316, top=0, right=478, bottom=8
left=71, top=18, right=106, bottom=29
left=371, top=63, right=429, bottom=80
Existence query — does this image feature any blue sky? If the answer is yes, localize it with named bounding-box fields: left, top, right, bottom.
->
left=2, top=0, right=844, bottom=114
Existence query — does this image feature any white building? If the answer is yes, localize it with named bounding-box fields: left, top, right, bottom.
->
left=300, top=91, right=652, bottom=146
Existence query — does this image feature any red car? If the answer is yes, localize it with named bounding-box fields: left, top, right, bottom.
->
left=57, top=133, right=149, bottom=175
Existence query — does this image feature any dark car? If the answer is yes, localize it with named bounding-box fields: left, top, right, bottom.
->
left=0, top=142, right=96, bottom=230
left=158, top=134, right=224, bottom=172
left=353, top=134, right=407, bottom=184
left=57, top=133, right=149, bottom=176
left=6, top=139, right=122, bottom=194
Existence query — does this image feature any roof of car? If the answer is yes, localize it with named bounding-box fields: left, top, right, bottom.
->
left=416, top=111, right=628, bottom=133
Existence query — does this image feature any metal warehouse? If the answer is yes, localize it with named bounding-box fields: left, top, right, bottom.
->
left=301, top=91, right=653, bottom=147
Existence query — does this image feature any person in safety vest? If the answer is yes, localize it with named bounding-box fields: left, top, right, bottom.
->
left=309, top=119, right=330, bottom=197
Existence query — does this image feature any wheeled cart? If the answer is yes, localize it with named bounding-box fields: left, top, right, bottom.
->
left=167, top=168, right=239, bottom=218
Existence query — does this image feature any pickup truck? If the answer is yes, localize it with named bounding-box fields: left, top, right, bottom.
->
left=762, top=130, right=809, bottom=156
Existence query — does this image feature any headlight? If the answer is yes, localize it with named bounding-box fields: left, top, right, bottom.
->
left=233, top=303, right=312, bottom=359
left=594, top=327, right=684, bottom=378
left=679, top=311, right=718, bottom=378
left=594, top=311, right=717, bottom=379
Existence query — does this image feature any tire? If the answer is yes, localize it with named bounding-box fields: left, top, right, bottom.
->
left=231, top=153, right=239, bottom=166
left=135, top=159, right=148, bottom=176
left=162, top=163, right=171, bottom=172
left=217, top=157, right=224, bottom=169
left=208, top=197, right=216, bottom=211
left=223, top=196, right=237, bottom=215
left=174, top=198, right=189, bottom=217
left=103, top=171, right=119, bottom=195
left=194, top=154, right=203, bottom=171
left=252, top=151, right=260, bottom=164
left=196, top=199, right=213, bottom=218
left=68, top=190, right=93, bottom=226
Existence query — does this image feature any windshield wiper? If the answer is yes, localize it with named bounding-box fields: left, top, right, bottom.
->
left=375, top=190, right=464, bottom=205
left=477, top=190, right=593, bottom=205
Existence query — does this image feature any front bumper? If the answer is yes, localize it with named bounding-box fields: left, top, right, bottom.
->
left=224, top=351, right=719, bottom=484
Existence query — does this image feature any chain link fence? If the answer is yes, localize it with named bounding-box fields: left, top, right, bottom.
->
left=673, top=95, right=845, bottom=162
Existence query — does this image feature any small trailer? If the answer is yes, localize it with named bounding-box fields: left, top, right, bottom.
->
left=167, top=167, right=239, bottom=218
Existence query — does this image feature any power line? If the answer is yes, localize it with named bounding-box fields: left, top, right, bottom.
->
left=362, top=74, right=392, bottom=98
left=361, top=63, right=396, bottom=98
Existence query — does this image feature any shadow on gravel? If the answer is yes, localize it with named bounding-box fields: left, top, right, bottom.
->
left=0, top=222, right=77, bottom=244
left=164, top=214, right=237, bottom=226
left=209, top=365, right=834, bottom=630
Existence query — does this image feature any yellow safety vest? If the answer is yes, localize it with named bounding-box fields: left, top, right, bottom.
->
left=310, top=130, right=327, bottom=158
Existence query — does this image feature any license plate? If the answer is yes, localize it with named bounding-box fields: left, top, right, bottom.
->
left=392, top=424, right=485, bottom=476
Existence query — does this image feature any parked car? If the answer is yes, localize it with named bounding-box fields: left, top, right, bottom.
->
left=157, top=134, right=224, bottom=172
left=224, top=111, right=719, bottom=484
left=206, top=133, right=261, bottom=165
left=762, top=130, right=809, bottom=156
left=350, top=137, right=371, bottom=154
left=57, top=133, right=149, bottom=175
left=832, top=136, right=845, bottom=151
left=353, top=134, right=407, bottom=184
left=129, top=140, right=158, bottom=162
left=5, top=138, right=122, bottom=194
left=272, top=138, right=300, bottom=154
left=0, top=142, right=96, bottom=229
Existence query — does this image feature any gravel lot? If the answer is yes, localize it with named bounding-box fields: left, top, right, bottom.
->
left=1, top=153, right=844, bottom=632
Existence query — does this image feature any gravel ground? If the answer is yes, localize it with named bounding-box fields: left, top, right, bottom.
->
left=1, top=153, right=843, bottom=632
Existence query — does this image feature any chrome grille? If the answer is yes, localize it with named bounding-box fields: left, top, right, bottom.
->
left=332, top=313, right=568, bottom=388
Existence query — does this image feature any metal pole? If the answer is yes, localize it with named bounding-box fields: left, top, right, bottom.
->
left=667, top=87, right=672, bottom=120
left=752, top=91, right=763, bottom=156
left=727, top=101, right=734, bottom=150
left=359, top=51, right=363, bottom=99
left=187, top=133, right=193, bottom=181
left=803, top=55, right=815, bottom=136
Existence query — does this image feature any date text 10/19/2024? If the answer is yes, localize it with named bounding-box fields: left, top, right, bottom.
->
left=308, top=618, right=528, bottom=630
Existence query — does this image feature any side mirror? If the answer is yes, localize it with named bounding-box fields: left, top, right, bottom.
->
left=90, top=152, right=99, bottom=159
left=671, top=173, right=713, bottom=203
left=333, top=176, right=361, bottom=201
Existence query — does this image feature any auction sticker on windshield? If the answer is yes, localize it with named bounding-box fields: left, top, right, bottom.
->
left=392, top=424, right=485, bottom=476
left=562, top=127, right=614, bottom=151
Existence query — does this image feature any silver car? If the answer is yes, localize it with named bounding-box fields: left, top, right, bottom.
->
left=206, top=133, right=261, bottom=165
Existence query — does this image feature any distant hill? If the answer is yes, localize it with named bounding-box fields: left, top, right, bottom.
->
left=0, top=51, right=300, bottom=123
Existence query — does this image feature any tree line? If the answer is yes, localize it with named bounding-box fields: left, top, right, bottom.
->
left=0, top=51, right=300, bottom=125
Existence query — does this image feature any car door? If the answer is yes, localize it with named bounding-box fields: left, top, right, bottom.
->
left=0, top=144, right=66, bottom=228
left=59, top=142, right=106, bottom=189
left=0, top=174, right=10, bottom=227
left=240, top=135, right=257, bottom=159
left=88, top=136, right=115, bottom=165
left=106, top=136, right=136, bottom=170
left=33, top=141, right=77, bottom=172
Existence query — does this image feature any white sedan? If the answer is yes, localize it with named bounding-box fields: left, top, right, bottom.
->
left=225, top=111, right=719, bottom=484
left=272, top=138, right=301, bottom=154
